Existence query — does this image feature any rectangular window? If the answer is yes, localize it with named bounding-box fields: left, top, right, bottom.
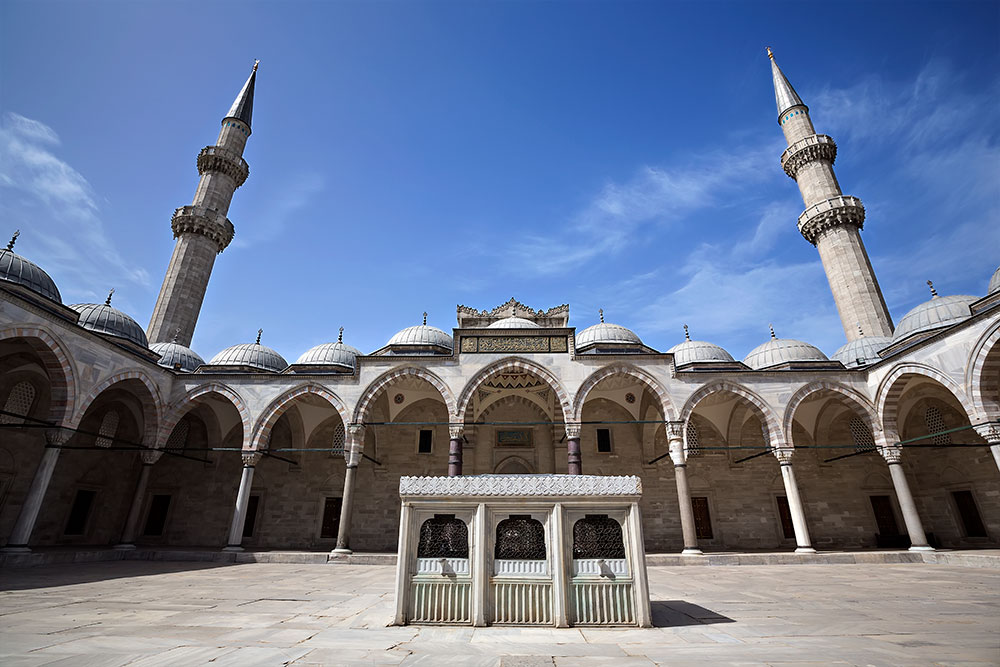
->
left=321, top=497, right=342, bottom=539
left=143, top=495, right=171, bottom=536
left=869, top=495, right=900, bottom=536
left=418, top=429, right=433, bottom=454
left=951, top=490, right=987, bottom=537
left=64, top=489, right=96, bottom=536
left=596, top=429, right=612, bottom=453
left=691, top=496, right=713, bottom=540
left=775, top=496, right=795, bottom=539
left=242, top=494, right=261, bottom=538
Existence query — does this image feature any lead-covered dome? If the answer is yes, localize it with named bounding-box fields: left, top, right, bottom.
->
left=833, top=335, right=891, bottom=369
left=150, top=341, right=205, bottom=372
left=295, top=329, right=361, bottom=370
left=209, top=331, right=287, bottom=372
left=0, top=231, right=61, bottom=303
left=988, top=266, right=999, bottom=295
left=892, top=282, right=977, bottom=342
left=743, top=328, right=828, bottom=369
left=668, top=327, right=734, bottom=365
left=70, top=291, right=148, bottom=348
left=487, top=316, right=540, bottom=329
left=575, top=310, right=643, bottom=349
left=386, top=314, right=453, bottom=352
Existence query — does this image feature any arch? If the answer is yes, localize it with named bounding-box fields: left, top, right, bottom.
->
left=876, top=363, right=975, bottom=438
left=456, top=357, right=572, bottom=421
left=494, top=455, right=534, bottom=475
left=782, top=381, right=879, bottom=443
left=354, top=366, right=457, bottom=423
left=158, top=382, right=252, bottom=450
left=967, top=319, right=1000, bottom=420
left=251, top=383, right=351, bottom=451
left=70, top=368, right=162, bottom=445
left=571, top=363, right=677, bottom=423
left=679, top=380, right=786, bottom=449
left=0, top=326, right=76, bottom=424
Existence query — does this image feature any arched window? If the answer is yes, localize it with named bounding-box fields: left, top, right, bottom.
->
left=417, top=514, right=469, bottom=558
left=495, top=516, right=546, bottom=560
left=572, top=515, right=625, bottom=559
left=0, top=381, right=36, bottom=425
left=686, top=421, right=700, bottom=457
left=165, top=419, right=190, bottom=451
left=849, top=417, right=876, bottom=453
left=95, top=410, right=119, bottom=448
left=924, top=406, right=951, bottom=445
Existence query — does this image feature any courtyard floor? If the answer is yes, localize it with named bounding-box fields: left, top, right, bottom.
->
left=0, top=561, right=998, bottom=666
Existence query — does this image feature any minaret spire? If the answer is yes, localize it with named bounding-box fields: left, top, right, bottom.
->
left=769, top=49, right=893, bottom=342
left=226, top=60, right=258, bottom=129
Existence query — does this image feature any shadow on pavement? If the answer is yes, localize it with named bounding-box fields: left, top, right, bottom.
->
left=0, top=560, right=244, bottom=591
left=651, top=600, right=735, bottom=627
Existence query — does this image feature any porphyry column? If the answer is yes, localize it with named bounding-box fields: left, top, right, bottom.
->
left=448, top=425, right=464, bottom=477
left=667, top=423, right=702, bottom=555
left=147, top=62, right=257, bottom=346
left=566, top=423, right=582, bottom=475
left=769, top=49, right=893, bottom=341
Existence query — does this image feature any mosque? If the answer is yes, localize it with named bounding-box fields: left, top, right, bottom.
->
left=1, top=52, right=998, bottom=558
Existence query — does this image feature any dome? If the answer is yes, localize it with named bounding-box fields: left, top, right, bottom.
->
left=743, top=331, right=828, bottom=370
left=0, top=233, right=61, bottom=303
left=209, top=340, right=288, bottom=372
left=833, top=336, right=892, bottom=369
left=387, top=315, right=453, bottom=351
left=295, top=330, right=361, bottom=370
left=892, top=288, right=977, bottom=342
left=487, top=316, right=541, bottom=329
left=989, top=266, right=1000, bottom=295
left=70, top=294, right=148, bottom=348
left=150, top=341, right=205, bottom=372
left=576, top=311, right=643, bottom=349
left=668, top=340, right=735, bottom=365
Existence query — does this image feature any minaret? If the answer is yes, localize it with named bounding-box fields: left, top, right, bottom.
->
left=147, top=62, right=257, bottom=346
left=769, top=48, right=893, bottom=341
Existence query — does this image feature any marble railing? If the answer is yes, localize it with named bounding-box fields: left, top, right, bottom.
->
left=491, top=581, right=553, bottom=625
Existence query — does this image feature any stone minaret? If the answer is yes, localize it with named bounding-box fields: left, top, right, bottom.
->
left=147, top=62, right=257, bottom=346
left=769, top=48, right=893, bottom=341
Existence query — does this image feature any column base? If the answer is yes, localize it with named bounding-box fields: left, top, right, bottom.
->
left=908, top=545, right=935, bottom=552
left=222, top=545, right=244, bottom=552
left=795, top=547, right=817, bottom=554
left=330, top=548, right=352, bottom=555
left=681, top=548, right=704, bottom=556
left=0, top=545, right=30, bottom=553
left=112, top=544, right=136, bottom=551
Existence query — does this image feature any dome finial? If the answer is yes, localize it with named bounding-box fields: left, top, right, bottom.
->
left=338, top=326, right=344, bottom=343
left=172, top=327, right=181, bottom=343
left=766, top=46, right=774, bottom=60
left=256, top=328, right=263, bottom=344
left=105, top=288, right=115, bottom=306
left=683, top=324, right=690, bottom=341
left=927, top=280, right=938, bottom=298
left=857, top=322, right=864, bottom=338
left=599, top=308, right=604, bottom=323
left=422, top=312, right=427, bottom=326
left=769, top=323, right=776, bottom=339
left=6, top=230, right=19, bottom=251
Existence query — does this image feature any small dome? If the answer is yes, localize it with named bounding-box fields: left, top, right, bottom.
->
left=988, top=266, right=999, bottom=295
left=70, top=297, right=148, bottom=348
left=488, top=316, right=541, bottom=329
left=668, top=339, right=735, bottom=365
left=833, top=336, right=892, bottom=369
left=150, top=341, right=205, bottom=372
left=209, top=342, right=288, bottom=372
left=743, top=333, right=828, bottom=370
left=387, top=322, right=453, bottom=350
left=576, top=317, right=643, bottom=348
left=0, top=233, right=61, bottom=303
left=892, top=292, right=977, bottom=342
left=295, top=340, right=362, bottom=369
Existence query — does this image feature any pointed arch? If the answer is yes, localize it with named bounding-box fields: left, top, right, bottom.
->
left=572, top=363, right=677, bottom=423
left=0, top=326, right=76, bottom=424
left=782, top=381, right=879, bottom=443
left=70, top=368, right=162, bottom=444
left=251, top=383, right=351, bottom=450
left=679, top=380, right=786, bottom=448
left=353, top=366, right=457, bottom=424
left=967, top=319, right=1000, bottom=420
left=876, top=363, right=975, bottom=438
left=158, top=382, right=252, bottom=449
left=456, top=357, right=572, bottom=421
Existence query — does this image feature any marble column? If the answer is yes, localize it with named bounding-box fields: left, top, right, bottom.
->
left=881, top=445, right=933, bottom=551
left=334, top=425, right=365, bottom=554
left=114, top=450, right=163, bottom=550
left=667, top=423, right=702, bottom=555
left=2, top=428, right=70, bottom=552
left=223, top=452, right=261, bottom=552
left=550, top=502, right=569, bottom=627
left=774, top=448, right=815, bottom=554
left=973, top=423, right=1000, bottom=473
left=448, top=425, right=464, bottom=477
left=566, top=423, right=582, bottom=475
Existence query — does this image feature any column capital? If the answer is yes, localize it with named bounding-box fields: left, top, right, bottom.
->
left=666, top=421, right=684, bottom=442
left=880, top=446, right=904, bottom=465
left=242, top=451, right=262, bottom=467
left=449, top=424, right=465, bottom=440
left=668, top=437, right=686, bottom=467
left=348, top=424, right=366, bottom=440
left=140, top=449, right=163, bottom=466
left=773, top=447, right=794, bottom=465
left=564, top=423, right=581, bottom=440
left=44, top=428, right=72, bottom=447
left=973, top=422, right=1000, bottom=444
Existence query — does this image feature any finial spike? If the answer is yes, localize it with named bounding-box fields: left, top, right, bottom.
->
left=599, top=308, right=604, bottom=323
left=338, top=326, right=344, bottom=343
left=105, top=288, right=115, bottom=306
left=857, top=322, right=864, bottom=338
left=766, top=46, right=774, bottom=60
left=683, top=324, right=690, bottom=341
left=927, top=280, right=938, bottom=298
left=256, top=328, right=263, bottom=345
left=6, top=230, right=19, bottom=251
left=422, top=312, right=427, bottom=326
left=769, top=323, right=776, bottom=339
left=252, top=59, right=259, bottom=72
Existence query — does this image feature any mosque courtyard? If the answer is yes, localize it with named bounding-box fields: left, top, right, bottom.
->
left=0, top=560, right=997, bottom=666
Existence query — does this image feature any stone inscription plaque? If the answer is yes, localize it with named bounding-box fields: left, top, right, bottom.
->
left=461, top=336, right=569, bottom=353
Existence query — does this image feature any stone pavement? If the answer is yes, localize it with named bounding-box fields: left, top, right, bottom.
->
left=0, top=561, right=997, bottom=666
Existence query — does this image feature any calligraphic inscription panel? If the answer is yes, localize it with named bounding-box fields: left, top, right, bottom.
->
left=460, top=336, right=570, bottom=353
left=497, top=429, right=532, bottom=446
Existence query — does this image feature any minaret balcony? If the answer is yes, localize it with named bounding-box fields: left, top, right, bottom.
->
left=171, top=205, right=236, bottom=253
left=781, top=134, right=837, bottom=179
left=797, top=195, right=865, bottom=245
left=197, top=146, right=250, bottom=187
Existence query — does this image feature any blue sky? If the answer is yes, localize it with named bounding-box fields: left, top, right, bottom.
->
left=2, top=1, right=997, bottom=362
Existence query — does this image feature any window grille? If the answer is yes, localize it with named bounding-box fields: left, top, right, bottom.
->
left=0, top=381, right=36, bottom=425
left=572, top=515, right=625, bottom=559
left=331, top=423, right=345, bottom=455
left=849, top=417, right=876, bottom=453
left=165, top=420, right=189, bottom=450
left=495, top=516, right=546, bottom=560
left=924, top=406, right=951, bottom=445
left=95, top=410, right=119, bottom=448
left=686, top=422, right=700, bottom=457
left=417, top=514, right=469, bottom=558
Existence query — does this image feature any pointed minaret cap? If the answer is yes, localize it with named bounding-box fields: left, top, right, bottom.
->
left=767, top=47, right=806, bottom=121
left=225, top=60, right=258, bottom=128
